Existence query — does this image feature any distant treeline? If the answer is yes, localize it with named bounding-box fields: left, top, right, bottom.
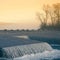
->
left=1, top=29, right=36, bottom=32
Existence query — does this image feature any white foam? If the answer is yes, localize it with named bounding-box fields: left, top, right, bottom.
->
left=2, top=43, right=52, bottom=58
left=14, top=49, right=60, bottom=60
left=0, top=49, right=60, bottom=60
left=51, top=44, right=60, bottom=46
left=15, top=35, right=29, bottom=39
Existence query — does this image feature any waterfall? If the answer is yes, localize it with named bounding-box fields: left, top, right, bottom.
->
left=0, top=42, right=52, bottom=58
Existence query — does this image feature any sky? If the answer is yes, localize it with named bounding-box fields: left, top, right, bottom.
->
left=0, top=0, right=60, bottom=30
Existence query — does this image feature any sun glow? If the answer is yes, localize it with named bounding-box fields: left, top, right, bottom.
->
left=0, top=0, right=60, bottom=30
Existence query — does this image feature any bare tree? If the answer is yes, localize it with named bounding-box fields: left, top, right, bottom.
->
left=43, top=5, right=50, bottom=25
left=48, top=3, right=60, bottom=29
left=36, top=5, right=50, bottom=29
left=36, top=3, right=60, bottom=30
left=36, top=12, right=43, bottom=25
left=53, top=3, right=60, bottom=26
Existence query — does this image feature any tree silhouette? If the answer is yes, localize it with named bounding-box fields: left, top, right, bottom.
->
left=53, top=3, right=60, bottom=26
left=36, top=3, right=60, bottom=30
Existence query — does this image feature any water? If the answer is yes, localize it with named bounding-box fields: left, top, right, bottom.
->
left=0, top=35, right=60, bottom=60
left=51, top=44, right=60, bottom=50
left=12, top=46, right=60, bottom=60
left=15, top=35, right=29, bottom=39
left=0, top=49, right=60, bottom=60
left=14, top=50, right=60, bottom=60
left=27, top=36, right=60, bottom=60
left=0, top=44, right=60, bottom=60
left=13, top=44, right=60, bottom=60
left=0, top=43, right=52, bottom=58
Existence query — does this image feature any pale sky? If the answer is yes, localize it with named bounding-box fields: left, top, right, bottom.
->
left=0, top=0, right=60, bottom=30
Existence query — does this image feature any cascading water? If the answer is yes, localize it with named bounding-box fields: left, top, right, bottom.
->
left=0, top=35, right=60, bottom=60
left=0, top=43, right=52, bottom=59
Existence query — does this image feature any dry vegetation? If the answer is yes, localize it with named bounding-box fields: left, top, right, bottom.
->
left=37, top=3, right=60, bottom=31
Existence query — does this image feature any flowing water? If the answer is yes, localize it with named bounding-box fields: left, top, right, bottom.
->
left=0, top=35, right=60, bottom=60
left=0, top=43, right=60, bottom=60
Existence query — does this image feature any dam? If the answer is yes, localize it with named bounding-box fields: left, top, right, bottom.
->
left=0, top=32, right=53, bottom=59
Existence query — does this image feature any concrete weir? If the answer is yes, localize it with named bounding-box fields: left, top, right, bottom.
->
left=0, top=35, right=52, bottom=58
